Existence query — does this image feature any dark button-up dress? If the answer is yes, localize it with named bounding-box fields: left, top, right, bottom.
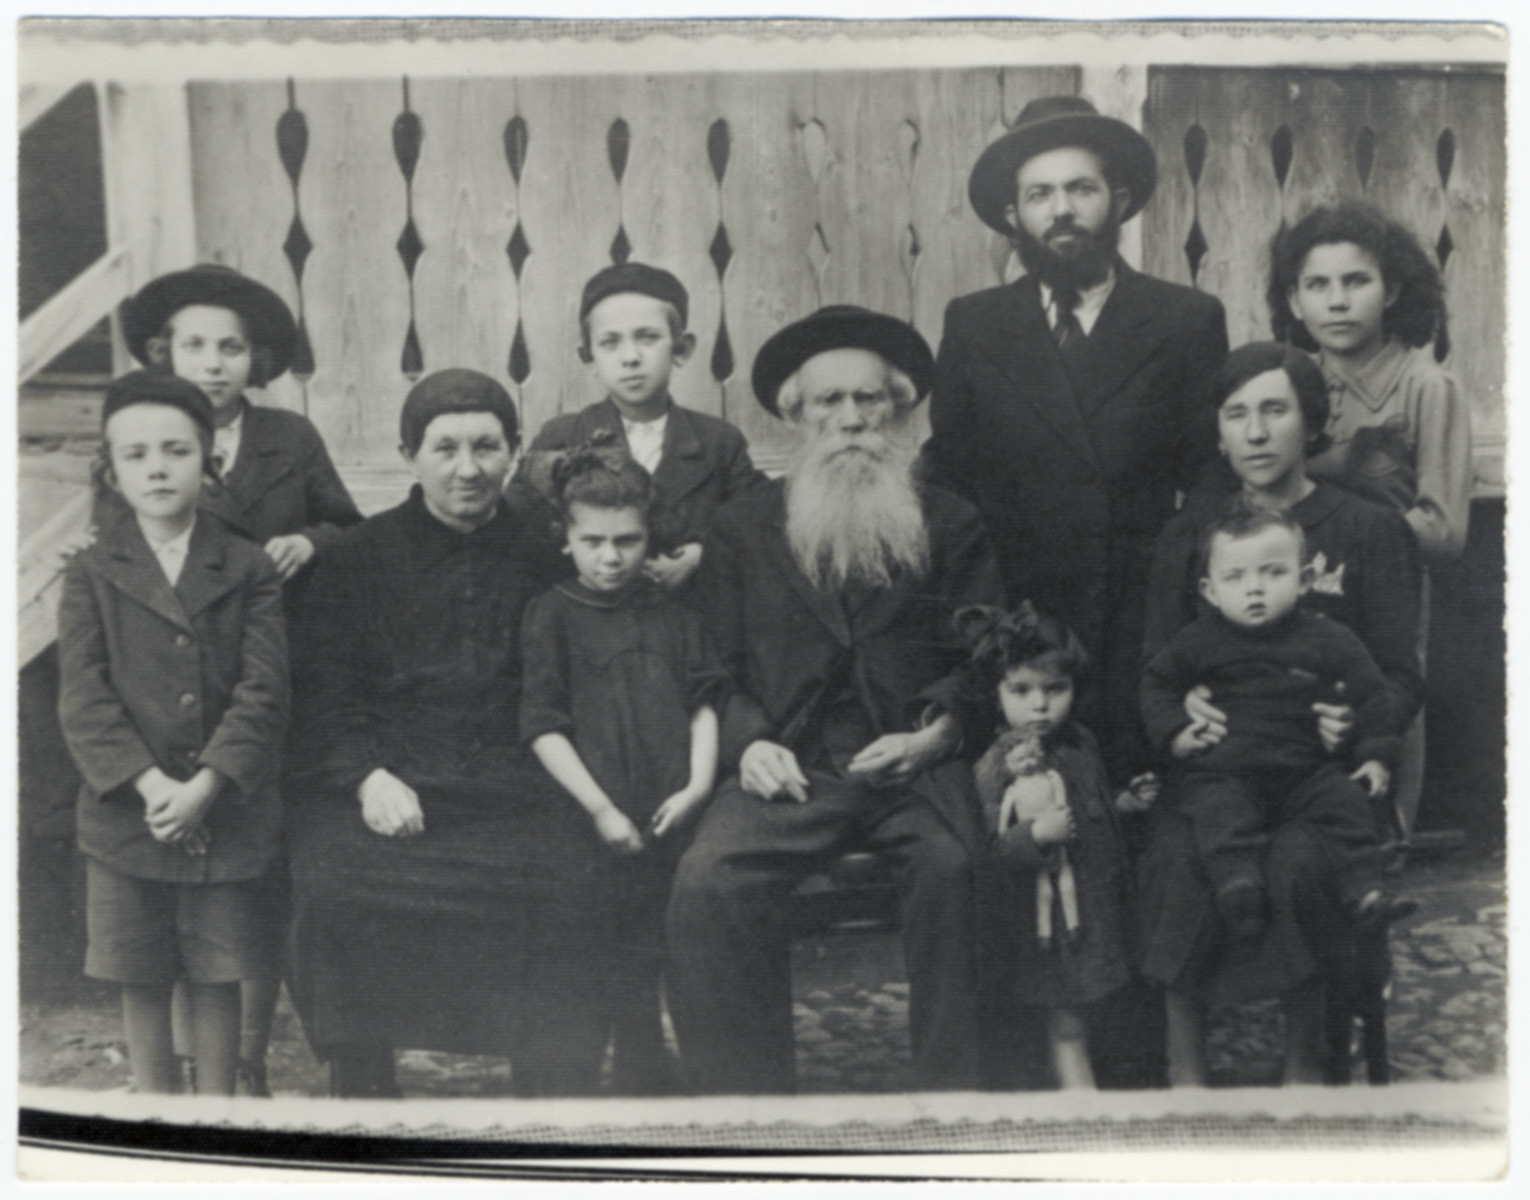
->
left=284, top=487, right=598, bottom=1068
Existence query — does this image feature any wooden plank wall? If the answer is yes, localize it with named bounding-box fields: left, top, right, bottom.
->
left=187, top=67, right=1078, bottom=471
left=1140, top=66, right=1506, bottom=491
left=188, top=65, right=1504, bottom=487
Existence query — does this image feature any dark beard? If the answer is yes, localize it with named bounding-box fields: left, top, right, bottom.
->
left=1014, top=210, right=1122, bottom=292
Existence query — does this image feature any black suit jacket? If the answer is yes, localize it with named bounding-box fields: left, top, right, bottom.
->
left=512, top=398, right=766, bottom=552
left=695, top=480, right=1003, bottom=848
left=921, top=265, right=1228, bottom=652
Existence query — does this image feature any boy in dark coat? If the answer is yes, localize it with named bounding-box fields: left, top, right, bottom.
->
left=511, top=262, right=765, bottom=592
left=58, top=372, right=289, bottom=1095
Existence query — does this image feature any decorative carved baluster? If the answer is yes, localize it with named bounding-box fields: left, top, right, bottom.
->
left=706, top=118, right=735, bottom=410
left=1270, top=122, right=1294, bottom=240
left=608, top=118, right=632, bottom=265
left=1355, top=125, right=1377, bottom=190
left=799, top=117, right=831, bottom=304
left=1434, top=128, right=1456, bottom=362
left=1182, top=123, right=1209, bottom=286
left=276, top=80, right=315, bottom=394
left=393, top=77, right=425, bottom=379
left=503, top=114, right=532, bottom=389
left=899, top=119, right=922, bottom=316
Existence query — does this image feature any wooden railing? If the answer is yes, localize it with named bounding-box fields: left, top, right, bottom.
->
left=16, top=80, right=198, bottom=667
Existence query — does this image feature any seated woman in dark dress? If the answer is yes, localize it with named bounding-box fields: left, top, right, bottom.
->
left=284, top=369, right=603, bottom=1098
left=1137, top=342, right=1423, bottom=1085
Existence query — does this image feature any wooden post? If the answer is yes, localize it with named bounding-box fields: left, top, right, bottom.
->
left=97, top=81, right=199, bottom=374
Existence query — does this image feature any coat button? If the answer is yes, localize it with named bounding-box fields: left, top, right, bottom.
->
left=176, top=634, right=193, bottom=647
left=179, top=693, right=197, bottom=707
left=185, top=750, right=199, bottom=763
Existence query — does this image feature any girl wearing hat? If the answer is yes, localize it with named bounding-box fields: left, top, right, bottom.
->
left=106, top=264, right=362, bottom=587
left=109, top=265, right=363, bottom=1095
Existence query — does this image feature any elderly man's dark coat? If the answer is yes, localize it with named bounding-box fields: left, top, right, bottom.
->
left=921, top=264, right=1229, bottom=779
left=699, top=477, right=1004, bottom=848
left=666, top=477, right=1004, bottom=1093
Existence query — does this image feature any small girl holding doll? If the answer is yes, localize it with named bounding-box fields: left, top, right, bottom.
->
left=58, top=372, right=288, bottom=1095
left=520, top=436, right=730, bottom=1094
left=1269, top=201, right=1471, bottom=839
left=961, top=603, right=1133, bottom=1091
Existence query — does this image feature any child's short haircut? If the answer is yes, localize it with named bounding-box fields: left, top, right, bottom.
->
left=955, top=601, right=1091, bottom=689
left=577, top=262, right=690, bottom=355
left=1267, top=200, right=1450, bottom=359
left=1198, top=503, right=1307, bottom=578
left=552, top=430, right=656, bottom=524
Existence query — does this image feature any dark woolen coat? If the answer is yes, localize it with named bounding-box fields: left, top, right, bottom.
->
left=921, top=265, right=1229, bottom=778
left=58, top=512, right=289, bottom=884
left=511, top=398, right=766, bottom=553
left=282, top=489, right=609, bottom=1072
left=693, top=478, right=1004, bottom=850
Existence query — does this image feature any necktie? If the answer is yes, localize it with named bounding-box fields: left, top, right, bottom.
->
left=1053, top=286, right=1084, bottom=347
left=1052, top=286, right=1091, bottom=379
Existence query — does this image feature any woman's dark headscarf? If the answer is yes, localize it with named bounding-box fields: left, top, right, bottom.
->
left=399, top=368, right=520, bottom=454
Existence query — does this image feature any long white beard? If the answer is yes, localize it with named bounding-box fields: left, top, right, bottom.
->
left=784, top=426, right=930, bottom=591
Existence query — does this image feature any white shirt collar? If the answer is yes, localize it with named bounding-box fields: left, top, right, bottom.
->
left=1038, top=270, right=1117, bottom=337
left=213, top=404, right=245, bottom=477
left=621, top=411, right=668, bottom=474
left=138, top=514, right=196, bottom=588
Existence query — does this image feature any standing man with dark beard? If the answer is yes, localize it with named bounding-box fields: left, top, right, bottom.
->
left=666, top=307, right=1003, bottom=1095
left=921, top=96, right=1229, bottom=1091
left=923, top=95, right=1229, bottom=793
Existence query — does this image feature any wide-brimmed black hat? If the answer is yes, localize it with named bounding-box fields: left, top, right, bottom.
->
left=967, top=95, right=1157, bottom=235
left=119, top=265, right=297, bottom=378
left=750, top=306, right=935, bottom=418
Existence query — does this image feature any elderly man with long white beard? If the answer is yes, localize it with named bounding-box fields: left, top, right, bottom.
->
left=666, top=306, right=1004, bottom=1094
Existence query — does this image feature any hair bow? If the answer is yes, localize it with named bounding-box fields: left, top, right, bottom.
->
left=549, top=427, right=630, bottom=496
left=952, top=600, right=1039, bottom=665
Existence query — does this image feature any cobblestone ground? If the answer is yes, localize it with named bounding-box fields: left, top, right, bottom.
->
left=18, top=852, right=1505, bottom=1097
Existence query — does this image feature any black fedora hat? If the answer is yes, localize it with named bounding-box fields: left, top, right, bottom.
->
left=751, top=306, right=935, bottom=418
left=967, top=95, right=1157, bottom=235
left=120, top=264, right=298, bottom=379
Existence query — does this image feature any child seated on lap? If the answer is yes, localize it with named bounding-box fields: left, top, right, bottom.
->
left=1140, top=506, right=1409, bottom=940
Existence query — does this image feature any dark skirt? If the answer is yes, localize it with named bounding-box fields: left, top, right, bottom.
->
left=287, top=772, right=610, bottom=1070
left=1136, top=804, right=1358, bottom=1008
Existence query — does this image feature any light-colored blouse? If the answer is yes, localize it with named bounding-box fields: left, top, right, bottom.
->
left=1307, top=339, right=1474, bottom=564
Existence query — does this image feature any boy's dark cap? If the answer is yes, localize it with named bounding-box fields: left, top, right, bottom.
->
left=399, top=368, right=519, bottom=454
left=101, top=370, right=216, bottom=438
left=120, top=264, right=298, bottom=378
left=967, top=95, right=1157, bottom=235
left=579, top=262, right=689, bottom=328
left=750, top=306, right=935, bottom=418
